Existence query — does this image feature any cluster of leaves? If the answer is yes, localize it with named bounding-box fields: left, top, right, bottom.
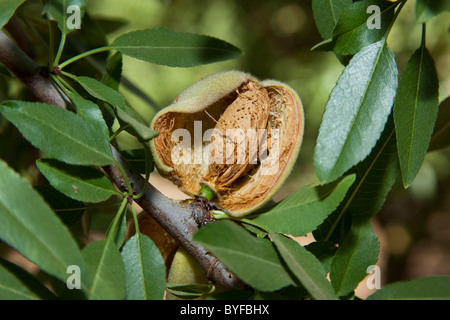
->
left=0, top=0, right=449, bottom=301
left=0, top=0, right=241, bottom=300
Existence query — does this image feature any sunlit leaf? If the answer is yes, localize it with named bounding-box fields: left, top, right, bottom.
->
left=314, top=40, right=398, bottom=183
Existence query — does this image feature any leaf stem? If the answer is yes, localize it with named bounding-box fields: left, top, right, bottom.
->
left=105, top=197, right=128, bottom=243
left=421, top=23, right=426, bottom=47
left=52, top=32, right=66, bottom=69
left=113, top=159, right=134, bottom=197
left=58, top=46, right=112, bottom=69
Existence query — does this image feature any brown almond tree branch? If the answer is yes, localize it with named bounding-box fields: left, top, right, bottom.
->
left=0, top=29, right=244, bottom=291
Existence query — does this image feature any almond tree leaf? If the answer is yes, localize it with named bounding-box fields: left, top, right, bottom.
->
left=315, top=0, right=399, bottom=55
left=74, top=75, right=144, bottom=124
left=0, top=101, right=114, bottom=166
left=115, top=107, right=158, bottom=142
left=252, top=174, right=355, bottom=237
left=66, top=91, right=109, bottom=140
left=429, top=97, right=450, bottom=152
left=36, top=159, right=119, bottom=203
left=367, top=276, right=450, bottom=300
left=0, top=159, right=91, bottom=291
left=330, top=218, right=379, bottom=297
left=415, top=0, right=450, bottom=23
left=193, top=220, right=294, bottom=292
left=82, top=239, right=125, bottom=300
left=312, top=0, right=353, bottom=40
left=42, top=0, right=87, bottom=35
left=393, top=44, right=439, bottom=188
left=314, top=116, right=399, bottom=244
left=121, top=233, right=166, bottom=300
left=0, top=0, right=25, bottom=29
left=270, top=232, right=337, bottom=300
left=111, top=27, right=242, bottom=68
left=314, top=40, right=398, bottom=184
left=35, top=185, right=85, bottom=227
left=0, top=258, right=57, bottom=300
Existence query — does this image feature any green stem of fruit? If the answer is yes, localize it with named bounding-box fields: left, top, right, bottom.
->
left=197, top=183, right=217, bottom=201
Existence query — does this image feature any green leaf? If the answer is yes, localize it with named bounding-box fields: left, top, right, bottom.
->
left=74, top=75, right=144, bottom=124
left=119, top=148, right=152, bottom=174
left=82, top=239, right=125, bottom=300
left=111, top=27, right=242, bottom=68
left=252, top=174, right=355, bottom=236
left=42, top=0, right=87, bottom=35
left=394, top=44, right=439, bottom=188
left=415, top=0, right=450, bottom=23
left=312, top=0, right=353, bottom=40
left=115, top=108, right=159, bottom=142
left=270, top=232, right=337, bottom=300
left=36, top=159, right=119, bottom=203
left=193, top=220, right=294, bottom=291
left=35, top=185, right=85, bottom=227
left=67, top=91, right=109, bottom=140
left=314, top=40, right=398, bottom=183
left=367, top=276, right=450, bottom=300
left=167, top=283, right=214, bottom=300
left=101, top=51, right=123, bottom=92
left=0, top=101, right=114, bottom=166
left=0, top=159, right=91, bottom=290
left=0, top=258, right=57, bottom=300
left=429, top=97, right=450, bottom=151
left=121, top=233, right=166, bottom=300
left=330, top=218, right=379, bottom=297
left=314, top=116, right=399, bottom=244
left=0, top=0, right=25, bottom=29
left=314, top=0, right=399, bottom=55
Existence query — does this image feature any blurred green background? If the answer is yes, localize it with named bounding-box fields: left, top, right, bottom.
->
left=0, top=0, right=449, bottom=296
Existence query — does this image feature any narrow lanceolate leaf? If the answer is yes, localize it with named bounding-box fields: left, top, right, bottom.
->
left=330, top=218, right=379, bottom=297
left=367, top=276, right=450, bottom=300
left=82, top=240, right=125, bottom=300
left=270, top=232, right=337, bottom=300
left=194, top=220, right=294, bottom=291
left=0, top=159, right=91, bottom=290
left=42, top=0, right=87, bottom=35
left=0, top=0, right=25, bottom=29
left=394, top=44, right=439, bottom=188
left=415, top=0, right=450, bottom=23
left=0, top=258, right=56, bottom=300
left=313, top=0, right=399, bottom=55
left=36, top=159, right=119, bottom=203
left=314, top=40, right=398, bottom=184
left=0, top=101, right=114, bottom=166
left=67, top=92, right=109, bottom=140
left=312, top=0, right=353, bottom=40
left=314, top=117, right=399, bottom=243
left=121, top=233, right=166, bottom=300
left=74, top=75, right=144, bottom=124
left=252, top=174, right=355, bottom=237
left=429, top=97, right=450, bottom=152
left=111, top=27, right=242, bottom=68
